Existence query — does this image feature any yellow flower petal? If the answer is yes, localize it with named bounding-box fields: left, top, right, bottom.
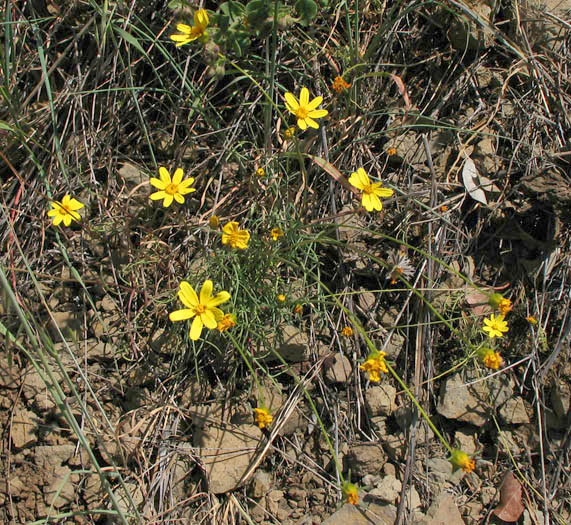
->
left=169, top=308, right=195, bottom=322
left=300, top=87, right=309, bottom=106
left=179, top=281, right=199, bottom=308
left=284, top=92, right=299, bottom=112
left=189, top=316, right=204, bottom=340
left=200, top=280, right=214, bottom=304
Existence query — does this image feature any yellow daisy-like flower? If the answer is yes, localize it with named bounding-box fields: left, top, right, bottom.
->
left=331, top=76, right=351, bottom=94
left=253, top=407, right=273, bottom=429
left=482, top=313, right=509, bottom=339
left=527, top=315, right=538, bottom=325
left=48, top=195, right=84, bottom=227
left=217, top=313, right=236, bottom=333
left=277, top=294, right=286, bottom=303
left=449, top=449, right=475, bottom=473
left=477, top=347, right=503, bottom=370
left=348, top=168, right=394, bottom=212
left=341, top=326, right=353, bottom=337
left=169, top=280, right=230, bottom=341
left=169, top=9, right=209, bottom=47
left=256, top=167, right=265, bottom=177
left=221, top=222, right=250, bottom=250
left=271, top=227, right=284, bottom=241
left=150, top=167, right=196, bottom=207
left=488, top=293, right=512, bottom=316
left=284, top=87, right=329, bottom=130
left=342, top=481, right=359, bottom=505
left=360, top=351, right=388, bottom=383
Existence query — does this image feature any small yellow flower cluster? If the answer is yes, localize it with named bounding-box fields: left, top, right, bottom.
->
left=449, top=449, right=475, bottom=473
left=341, top=326, right=353, bottom=337
left=488, top=293, right=512, bottom=316
left=477, top=347, right=503, bottom=370
left=331, top=76, right=351, bottom=94
left=482, top=313, right=509, bottom=339
left=254, top=407, right=273, bottom=429
left=341, top=481, right=359, bottom=505
left=360, top=351, right=388, bottom=382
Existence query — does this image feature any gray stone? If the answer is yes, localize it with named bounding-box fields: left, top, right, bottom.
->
left=415, top=492, right=465, bottom=525
left=251, top=470, right=272, bottom=498
left=344, top=443, right=387, bottom=476
left=324, top=353, right=352, bottom=384
left=11, top=408, right=37, bottom=448
left=365, top=384, right=396, bottom=417
left=369, top=475, right=401, bottom=504
left=499, top=397, right=530, bottom=425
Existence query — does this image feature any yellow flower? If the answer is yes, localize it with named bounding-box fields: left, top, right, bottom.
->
left=222, top=222, right=250, bottom=250
left=477, top=347, right=503, bottom=370
left=440, top=205, right=449, bottom=212
left=360, top=351, right=388, bottom=382
left=284, top=126, right=296, bottom=140
left=271, top=227, right=284, bottom=241
left=488, top=293, right=512, bottom=316
left=348, top=168, right=394, bottom=212
left=169, top=280, right=230, bottom=340
left=332, top=76, right=351, bottom=94
left=48, top=195, right=84, bottom=227
left=527, top=315, right=538, bottom=325
left=256, top=167, right=265, bottom=177
left=293, top=304, right=303, bottom=315
left=209, top=214, right=220, bottom=228
left=341, top=326, right=353, bottom=337
left=254, top=407, right=273, bottom=429
left=449, top=449, right=475, bottom=473
left=150, top=167, right=196, bottom=207
left=217, top=313, right=236, bottom=333
left=386, top=147, right=397, bottom=156
left=342, top=481, right=359, bottom=505
left=284, top=87, right=328, bottom=130
left=482, top=313, right=509, bottom=339
left=169, top=9, right=209, bottom=46
left=277, top=294, right=286, bottom=303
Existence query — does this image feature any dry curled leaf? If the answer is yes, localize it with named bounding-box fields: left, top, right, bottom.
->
left=493, top=471, right=525, bottom=522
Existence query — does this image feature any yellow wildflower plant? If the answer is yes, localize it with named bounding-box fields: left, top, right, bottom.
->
left=449, top=449, right=475, bottom=473
left=341, top=326, right=353, bottom=337
left=477, top=347, right=503, bottom=370
left=277, top=294, right=286, bottom=303
left=169, top=280, right=230, bottom=340
left=332, top=76, right=351, bottom=94
left=217, top=313, right=236, bottom=333
left=482, top=313, right=509, bottom=339
left=256, top=167, right=265, bottom=177
left=48, top=195, right=84, bottom=227
left=488, top=293, right=512, bottom=316
left=348, top=168, right=394, bottom=212
left=360, top=351, right=388, bottom=382
left=341, top=481, right=359, bottom=505
left=284, top=87, right=328, bottom=130
left=170, top=9, right=209, bottom=46
left=254, top=407, right=273, bottom=429
left=271, top=227, right=284, bottom=241
left=222, top=222, right=250, bottom=250
left=150, top=167, right=196, bottom=207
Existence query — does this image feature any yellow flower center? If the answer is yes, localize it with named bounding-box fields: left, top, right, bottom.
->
left=60, top=204, right=72, bottom=214
left=296, top=107, right=309, bottom=119
left=195, top=304, right=206, bottom=315
left=165, top=183, right=179, bottom=195
left=363, top=184, right=375, bottom=195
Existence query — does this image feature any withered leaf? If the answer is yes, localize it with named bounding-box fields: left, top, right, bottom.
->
left=493, top=471, right=525, bottom=522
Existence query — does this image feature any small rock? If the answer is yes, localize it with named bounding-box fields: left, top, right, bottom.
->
left=47, top=310, right=83, bottom=341
left=358, top=291, right=376, bottom=311
left=34, top=445, right=75, bottom=468
left=322, top=503, right=379, bottom=525
left=370, top=475, right=401, bottom=504
left=344, top=443, right=387, bottom=476
left=416, top=492, right=465, bottom=525
left=551, top=383, right=570, bottom=419
left=382, top=433, right=407, bottom=461
left=251, top=470, right=272, bottom=498
left=194, top=422, right=264, bottom=494
left=11, top=408, right=37, bottom=448
left=499, top=397, right=530, bottom=425
left=277, top=325, right=309, bottom=362
left=44, top=465, right=75, bottom=509
left=118, top=162, right=145, bottom=187
left=365, top=384, right=396, bottom=416
left=455, top=427, right=478, bottom=455
left=383, top=332, right=405, bottom=360
left=324, top=353, right=352, bottom=384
